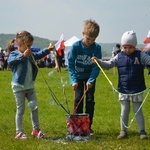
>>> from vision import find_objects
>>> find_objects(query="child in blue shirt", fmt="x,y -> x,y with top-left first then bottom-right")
68,19 -> 102,135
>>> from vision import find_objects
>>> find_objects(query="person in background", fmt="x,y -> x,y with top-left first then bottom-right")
0,48 -> 4,70
3,49 -> 10,70
68,19 -> 102,135
55,48 -> 65,71
92,30 -> 150,140
7,30 -> 54,139
112,43 -> 121,57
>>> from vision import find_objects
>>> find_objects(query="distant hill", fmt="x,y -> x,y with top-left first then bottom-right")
0,33 -> 57,49
0,34 -> 145,57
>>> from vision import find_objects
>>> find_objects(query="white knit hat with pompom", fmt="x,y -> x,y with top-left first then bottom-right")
121,30 -> 137,47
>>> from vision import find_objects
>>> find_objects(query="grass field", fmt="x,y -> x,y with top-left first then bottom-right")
1,67 -> 150,150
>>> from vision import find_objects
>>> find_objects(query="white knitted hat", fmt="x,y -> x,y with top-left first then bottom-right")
121,30 -> 137,47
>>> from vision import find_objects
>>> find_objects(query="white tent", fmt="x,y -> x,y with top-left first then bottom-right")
64,36 -> 79,66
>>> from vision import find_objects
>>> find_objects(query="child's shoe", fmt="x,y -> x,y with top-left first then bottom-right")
15,132 -> 28,139
117,130 -> 127,139
90,129 -> 94,136
140,130 -> 148,140
31,129 -> 45,138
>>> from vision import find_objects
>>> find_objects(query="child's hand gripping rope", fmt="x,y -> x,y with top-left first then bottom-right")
23,41 -> 70,114
92,57 -> 113,87
48,42 -> 55,51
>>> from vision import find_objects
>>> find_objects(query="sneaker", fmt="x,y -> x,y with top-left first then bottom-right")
117,130 -> 127,139
140,130 -> 148,140
31,129 -> 45,138
15,132 -> 28,139
90,129 -> 94,136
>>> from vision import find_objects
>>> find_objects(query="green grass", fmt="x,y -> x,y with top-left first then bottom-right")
0,67 -> 150,150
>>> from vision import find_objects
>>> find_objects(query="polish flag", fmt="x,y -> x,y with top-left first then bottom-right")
55,33 -> 65,56
143,30 -> 150,44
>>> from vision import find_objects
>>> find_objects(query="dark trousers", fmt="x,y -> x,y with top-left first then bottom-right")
74,79 -> 96,128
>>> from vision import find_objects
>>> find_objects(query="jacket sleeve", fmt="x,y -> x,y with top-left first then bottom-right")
141,51 -> 150,65
32,48 -> 50,60
88,46 -> 102,83
97,55 -> 118,69
7,51 -> 24,66
68,46 -> 77,85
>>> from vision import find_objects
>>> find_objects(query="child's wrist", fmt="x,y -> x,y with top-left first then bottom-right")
20,54 -> 25,59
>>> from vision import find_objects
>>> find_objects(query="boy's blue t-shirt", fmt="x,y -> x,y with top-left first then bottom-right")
68,39 -> 102,85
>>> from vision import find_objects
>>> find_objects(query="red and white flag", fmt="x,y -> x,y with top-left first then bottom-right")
143,30 -> 150,44
55,33 -> 65,56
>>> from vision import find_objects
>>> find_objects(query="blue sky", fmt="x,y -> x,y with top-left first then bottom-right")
0,0 -> 150,44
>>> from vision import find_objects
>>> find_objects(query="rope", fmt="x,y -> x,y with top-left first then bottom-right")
121,88 -> 150,129
52,46 -> 70,114
93,58 -> 113,86
73,89 -> 88,114
93,58 -> 150,128
23,41 -> 70,114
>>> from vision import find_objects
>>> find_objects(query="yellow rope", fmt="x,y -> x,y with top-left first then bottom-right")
93,58 -> 150,95
93,57 -> 150,128
93,58 -> 113,86
23,41 -> 50,82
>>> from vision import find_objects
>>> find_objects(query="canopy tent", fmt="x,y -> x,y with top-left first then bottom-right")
14,44 -> 41,52
30,45 -> 41,52
64,36 -> 79,66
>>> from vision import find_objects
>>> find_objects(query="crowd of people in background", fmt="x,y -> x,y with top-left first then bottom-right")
1,37 -> 150,72
0,47 -> 66,71
0,47 -> 10,70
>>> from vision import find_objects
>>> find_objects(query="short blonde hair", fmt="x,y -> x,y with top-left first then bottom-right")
16,30 -> 34,43
83,19 -> 100,38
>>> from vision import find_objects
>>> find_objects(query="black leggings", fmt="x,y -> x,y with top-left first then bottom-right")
74,79 -> 96,127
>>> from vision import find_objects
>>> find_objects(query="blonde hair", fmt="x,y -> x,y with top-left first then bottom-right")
16,30 -> 34,43
83,19 -> 100,38
7,30 -> 34,52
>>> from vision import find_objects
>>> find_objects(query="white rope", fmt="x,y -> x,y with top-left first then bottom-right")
94,58 -> 150,128
120,88 -> 150,129
107,79 -> 150,128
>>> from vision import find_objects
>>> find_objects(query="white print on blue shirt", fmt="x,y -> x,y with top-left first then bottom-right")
76,55 -> 92,65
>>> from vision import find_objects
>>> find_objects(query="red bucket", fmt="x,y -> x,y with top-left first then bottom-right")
66,113 -> 90,136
